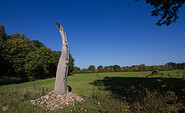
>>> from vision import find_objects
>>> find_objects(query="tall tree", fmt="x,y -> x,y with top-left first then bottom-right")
0,24 -> 8,40
0,24 -> 9,76
5,33 -> 31,77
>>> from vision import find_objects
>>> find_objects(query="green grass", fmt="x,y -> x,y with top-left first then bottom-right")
0,70 -> 185,112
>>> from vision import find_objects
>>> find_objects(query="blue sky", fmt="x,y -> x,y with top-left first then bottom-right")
1,0 -> 185,68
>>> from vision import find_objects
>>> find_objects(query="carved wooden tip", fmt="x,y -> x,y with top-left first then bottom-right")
56,23 -> 64,30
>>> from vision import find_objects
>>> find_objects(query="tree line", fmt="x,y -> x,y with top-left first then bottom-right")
0,24 -> 74,85
73,62 -> 185,73
1,24 -> 184,84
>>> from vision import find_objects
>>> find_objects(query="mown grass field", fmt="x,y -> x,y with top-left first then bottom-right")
0,70 -> 185,112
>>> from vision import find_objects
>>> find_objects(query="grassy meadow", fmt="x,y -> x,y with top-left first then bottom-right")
0,70 -> 185,112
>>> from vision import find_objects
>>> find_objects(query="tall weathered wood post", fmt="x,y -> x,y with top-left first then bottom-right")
54,23 -> 69,95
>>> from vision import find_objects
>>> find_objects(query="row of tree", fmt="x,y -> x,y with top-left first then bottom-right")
1,24 -> 184,83
73,62 -> 185,73
0,24 -> 74,82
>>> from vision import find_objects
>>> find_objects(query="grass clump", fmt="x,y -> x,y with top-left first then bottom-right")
0,83 -> 49,112
128,87 -> 184,112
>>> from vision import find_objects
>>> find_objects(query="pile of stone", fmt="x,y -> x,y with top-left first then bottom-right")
29,91 -> 85,111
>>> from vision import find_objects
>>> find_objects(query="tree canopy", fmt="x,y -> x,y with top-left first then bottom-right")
137,0 -> 185,26
0,24 -> 75,84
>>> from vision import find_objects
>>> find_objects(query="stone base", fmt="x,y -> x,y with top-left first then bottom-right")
29,91 -> 85,111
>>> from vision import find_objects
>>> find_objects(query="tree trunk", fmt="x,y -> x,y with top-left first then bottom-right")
54,23 -> 69,95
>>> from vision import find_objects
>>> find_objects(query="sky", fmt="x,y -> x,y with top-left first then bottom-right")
1,0 -> 185,69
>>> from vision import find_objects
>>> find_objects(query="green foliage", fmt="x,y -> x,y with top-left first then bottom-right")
0,25 -> 10,77
10,32 -> 22,39
97,65 -> 103,72
73,66 -> 81,73
68,53 -> 75,74
31,40 -> 45,49
76,62 -> 184,74
21,33 -> 27,40
113,65 -> 121,72
0,24 -> 8,40
25,47 -> 60,79
25,52 -> 44,79
0,24 -> 75,85
4,34 -> 31,77
87,65 -> 95,72
24,38 -> 37,52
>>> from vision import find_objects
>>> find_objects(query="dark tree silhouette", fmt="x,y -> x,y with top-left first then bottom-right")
136,0 -> 185,26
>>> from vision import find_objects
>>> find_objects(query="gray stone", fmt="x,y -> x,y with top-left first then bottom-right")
54,23 -> 69,95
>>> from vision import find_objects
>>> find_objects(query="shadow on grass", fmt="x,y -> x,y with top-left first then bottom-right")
0,76 -> 30,86
90,77 -> 185,102
67,85 -> 72,92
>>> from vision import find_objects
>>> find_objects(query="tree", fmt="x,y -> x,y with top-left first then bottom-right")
88,65 -> 95,72
81,68 -> 87,73
21,33 -> 27,40
94,68 -> 99,73
51,51 -> 61,75
10,32 -> 22,39
182,62 -> 185,69
24,52 -> 43,79
0,24 -> 9,76
25,47 -> 55,79
32,40 -> 45,49
138,64 -> 146,71
0,24 -> 8,40
108,65 -> 114,72
5,34 -> 32,78
124,66 -> 129,72
146,0 -> 185,26
37,47 -> 55,77
24,38 -> 37,52
135,0 -> 185,26
103,66 -> 109,72
52,51 -> 75,75
0,24 -> 76,85
120,67 -> 125,72
68,53 -> 75,74
113,65 -> 121,72
132,65 -> 139,71
73,66 -> 81,73
98,65 -> 103,72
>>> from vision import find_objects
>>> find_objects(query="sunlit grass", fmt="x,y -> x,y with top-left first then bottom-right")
0,70 -> 184,112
